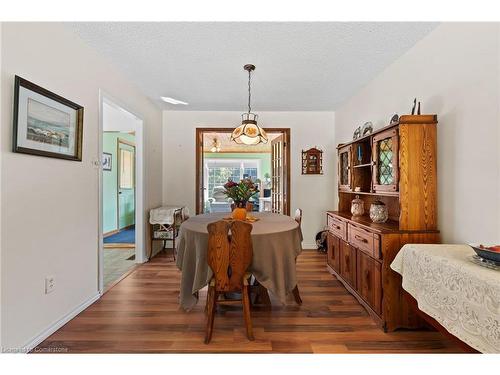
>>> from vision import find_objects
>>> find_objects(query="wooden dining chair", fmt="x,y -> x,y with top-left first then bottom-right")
205,220 -> 254,344
292,208 -> 303,305
294,208 -> 303,227
294,208 -> 303,240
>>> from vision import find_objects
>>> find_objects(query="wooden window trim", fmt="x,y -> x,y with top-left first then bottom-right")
195,128 -> 291,215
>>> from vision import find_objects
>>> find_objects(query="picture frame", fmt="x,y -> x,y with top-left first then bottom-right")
102,152 -> 112,171
12,76 -> 84,161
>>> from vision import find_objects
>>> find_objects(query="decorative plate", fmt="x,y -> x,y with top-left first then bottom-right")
469,255 -> 500,271
353,126 -> 361,140
361,121 -> 373,136
469,244 -> 500,263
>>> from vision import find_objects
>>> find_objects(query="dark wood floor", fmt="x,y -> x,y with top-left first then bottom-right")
36,250 -> 465,353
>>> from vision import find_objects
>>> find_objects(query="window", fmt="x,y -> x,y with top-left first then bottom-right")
243,167 -> 258,180
205,159 -> 261,200
207,166 -> 240,199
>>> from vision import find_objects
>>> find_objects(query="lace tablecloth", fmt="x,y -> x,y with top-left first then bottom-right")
391,244 -> 500,353
176,212 -> 302,310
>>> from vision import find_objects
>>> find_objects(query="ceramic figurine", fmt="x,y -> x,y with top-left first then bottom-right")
411,98 -> 416,115
357,144 -> 363,163
390,114 -> 399,125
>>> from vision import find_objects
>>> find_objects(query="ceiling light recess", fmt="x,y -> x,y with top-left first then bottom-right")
161,96 -> 188,105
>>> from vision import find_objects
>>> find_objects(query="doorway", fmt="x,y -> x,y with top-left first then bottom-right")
195,128 -> 290,215
117,138 -> 136,231
99,94 -> 145,293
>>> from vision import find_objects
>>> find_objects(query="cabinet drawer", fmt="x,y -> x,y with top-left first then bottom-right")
327,214 -> 347,240
357,250 -> 382,315
348,224 -> 380,259
340,240 -> 356,289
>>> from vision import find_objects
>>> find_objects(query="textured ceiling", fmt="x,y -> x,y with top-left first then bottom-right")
66,22 -> 437,111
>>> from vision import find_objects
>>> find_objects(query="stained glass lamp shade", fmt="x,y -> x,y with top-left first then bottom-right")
231,113 -> 268,145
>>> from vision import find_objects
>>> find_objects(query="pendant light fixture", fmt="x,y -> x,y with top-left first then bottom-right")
210,137 -> 221,153
231,64 -> 268,145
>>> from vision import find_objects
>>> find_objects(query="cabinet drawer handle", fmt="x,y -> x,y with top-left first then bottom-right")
354,234 -> 368,243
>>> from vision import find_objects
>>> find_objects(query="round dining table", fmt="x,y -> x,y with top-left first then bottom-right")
176,212 -> 303,311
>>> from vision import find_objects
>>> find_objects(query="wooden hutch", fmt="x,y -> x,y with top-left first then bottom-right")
327,114 -> 439,332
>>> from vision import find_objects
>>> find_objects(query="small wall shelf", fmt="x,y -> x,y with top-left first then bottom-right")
302,147 -> 323,175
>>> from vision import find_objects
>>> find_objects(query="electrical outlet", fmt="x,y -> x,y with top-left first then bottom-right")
45,276 -> 55,294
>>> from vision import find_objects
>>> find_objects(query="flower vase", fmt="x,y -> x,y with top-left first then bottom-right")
232,203 -> 247,221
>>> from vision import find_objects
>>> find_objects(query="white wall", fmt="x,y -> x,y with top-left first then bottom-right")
0,22 -> 3,350
0,23 -> 163,349
162,111 -> 336,248
335,23 -> 500,244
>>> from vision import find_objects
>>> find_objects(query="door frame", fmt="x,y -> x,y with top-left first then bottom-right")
116,138 -> 136,231
98,91 -> 146,295
195,127 -> 291,215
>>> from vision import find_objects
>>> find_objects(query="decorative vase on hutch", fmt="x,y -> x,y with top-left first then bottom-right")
350,195 -> 365,217
369,200 -> 388,223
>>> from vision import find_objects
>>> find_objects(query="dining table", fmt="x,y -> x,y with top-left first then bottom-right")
176,212 -> 303,311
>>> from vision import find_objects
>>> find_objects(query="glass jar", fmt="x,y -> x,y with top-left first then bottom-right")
370,200 -> 388,223
350,195 -> 364,217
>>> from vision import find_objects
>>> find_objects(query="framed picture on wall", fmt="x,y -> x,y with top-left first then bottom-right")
102,152 -> 112,171
12,75 -> 84,161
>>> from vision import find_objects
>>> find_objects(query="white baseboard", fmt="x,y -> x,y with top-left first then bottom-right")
302,242 -> 318,250
23,292 -> 101,352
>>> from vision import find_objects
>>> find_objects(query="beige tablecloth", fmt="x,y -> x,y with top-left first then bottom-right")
176,212 -> 303,310
391,244 -> 500,353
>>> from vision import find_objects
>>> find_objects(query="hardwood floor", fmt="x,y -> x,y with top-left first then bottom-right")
35,250 -> 465,353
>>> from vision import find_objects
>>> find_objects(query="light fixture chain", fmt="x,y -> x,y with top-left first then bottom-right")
247,69 -> 252,114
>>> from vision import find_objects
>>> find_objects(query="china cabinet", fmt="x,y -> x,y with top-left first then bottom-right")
327,114 -> 439,332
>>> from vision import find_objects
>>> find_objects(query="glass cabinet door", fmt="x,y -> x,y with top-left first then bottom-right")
372,127 -> 399,192
338,145 -> 352,191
